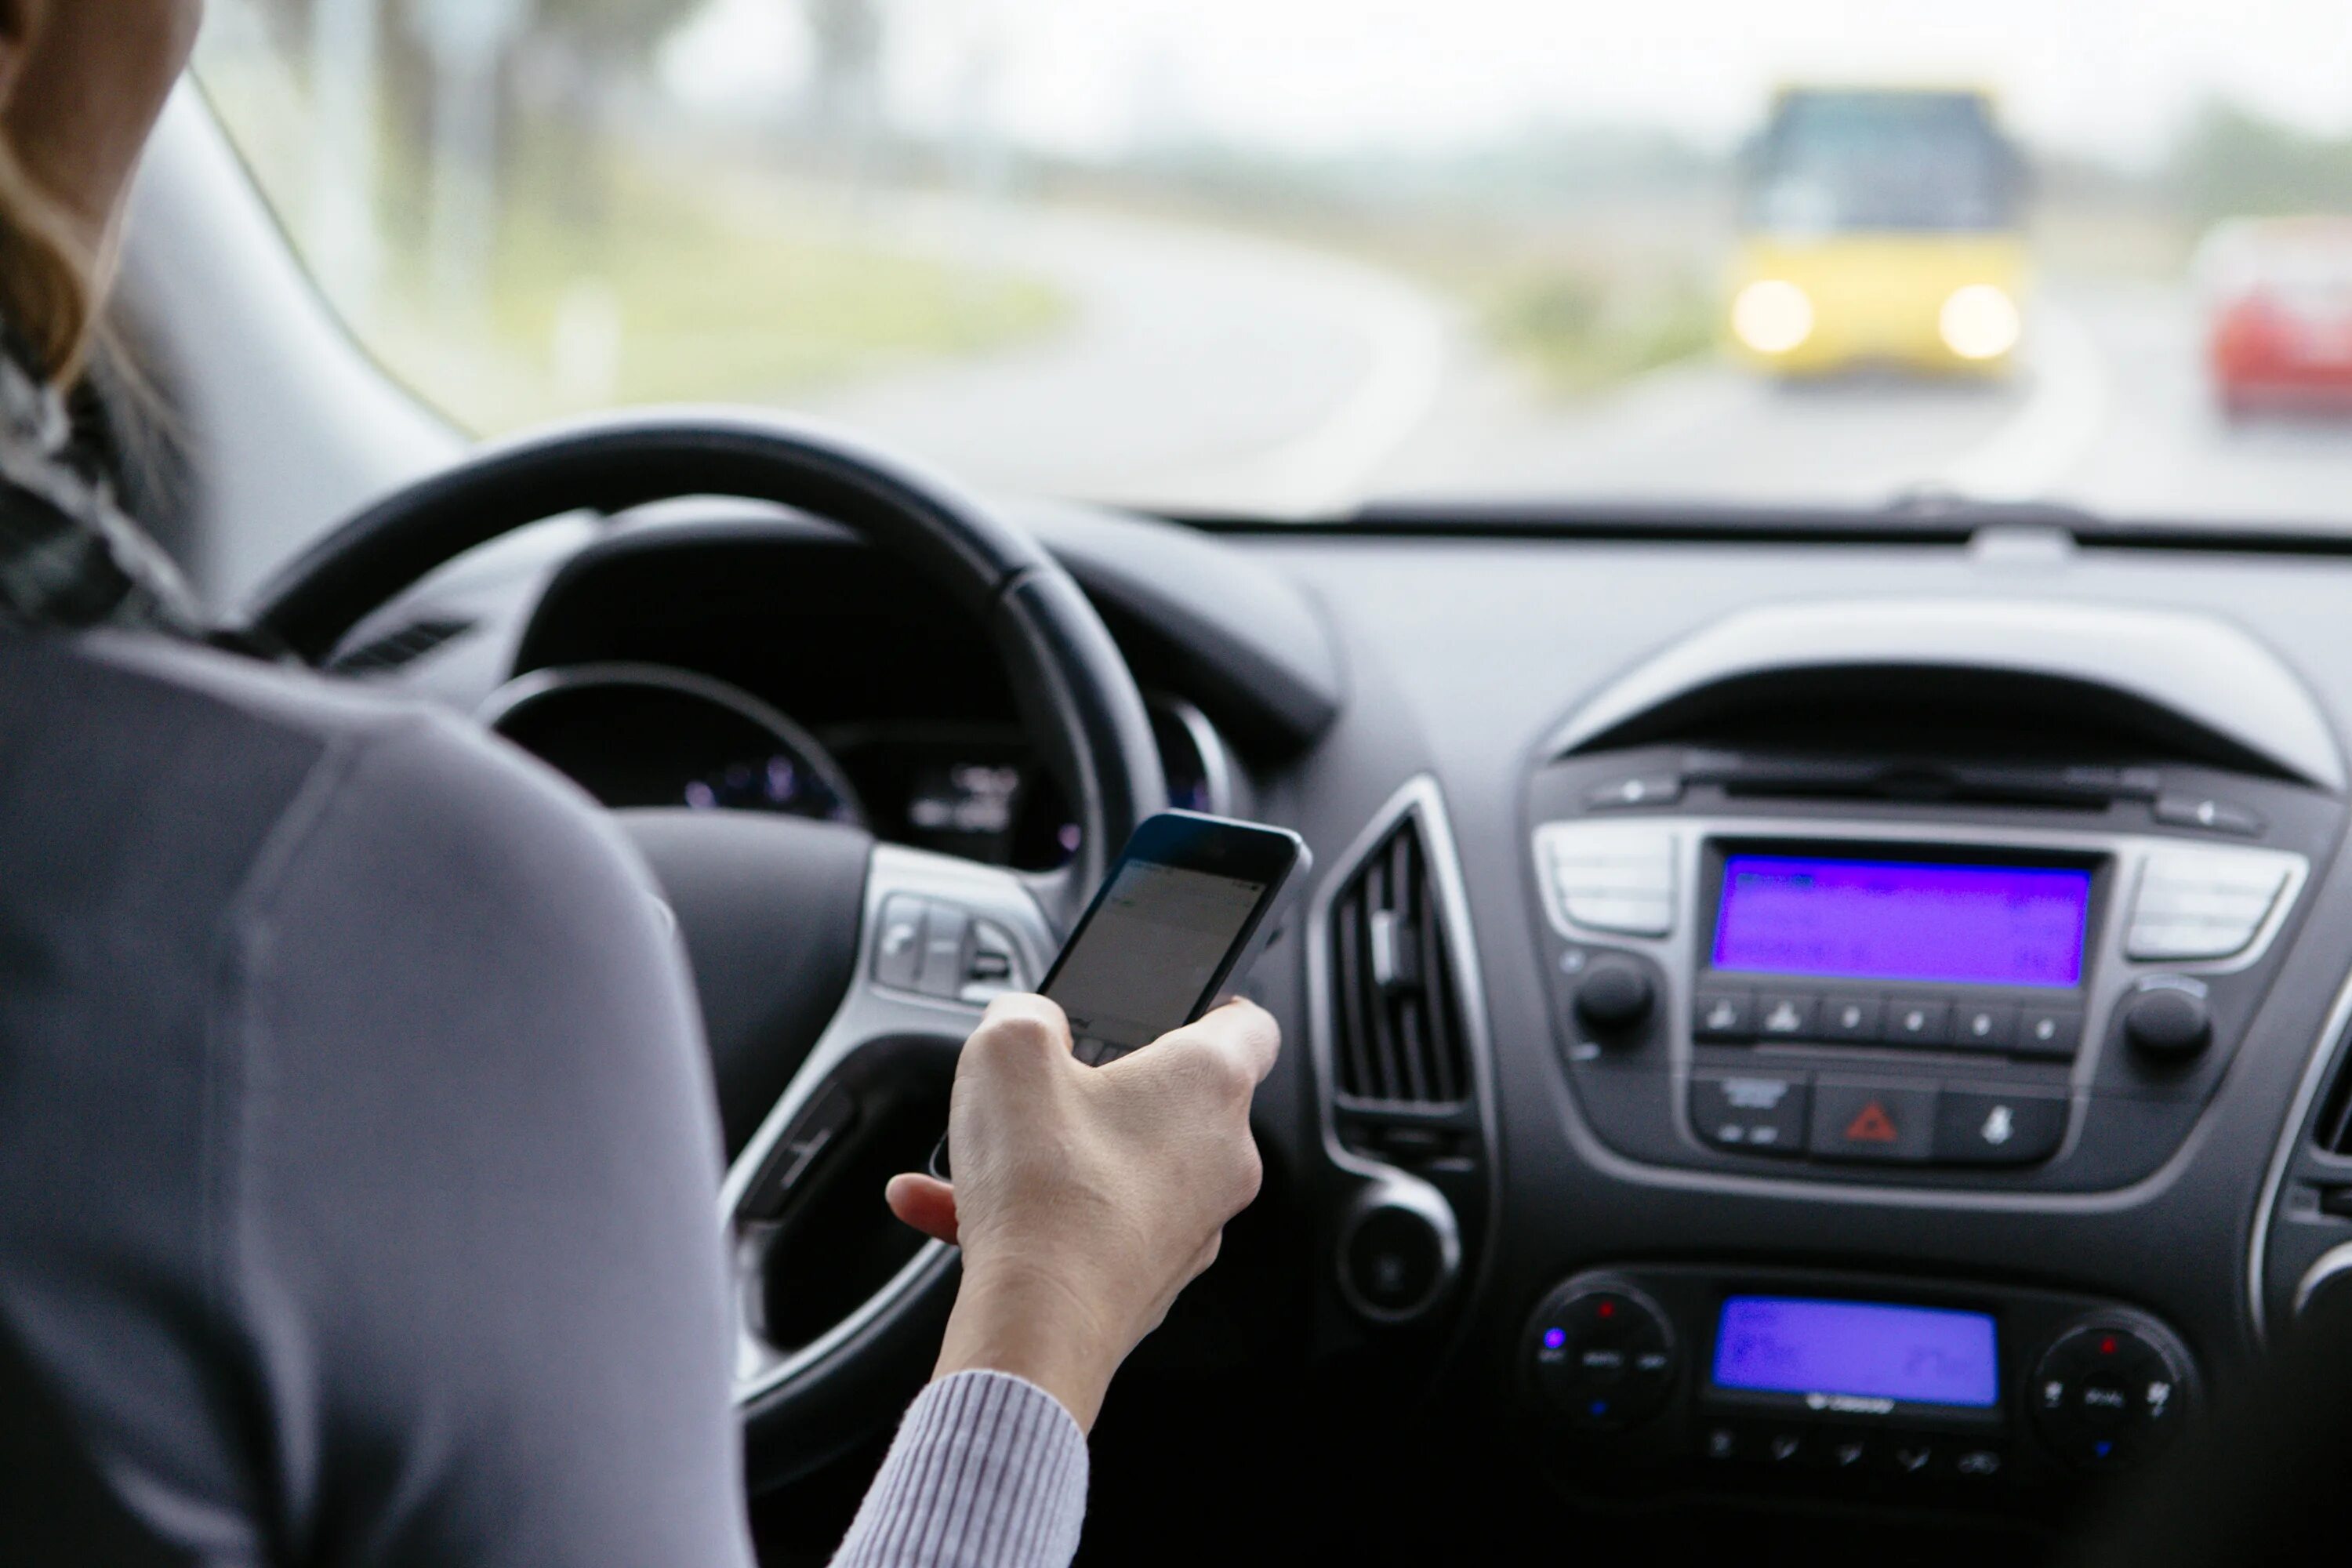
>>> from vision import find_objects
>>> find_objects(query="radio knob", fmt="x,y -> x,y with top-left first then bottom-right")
2122,986 -> 2211,1062
1574,956 -> 1656,1034
1527,1278 -> 1679,1432
2029,1322 -> 2189,1471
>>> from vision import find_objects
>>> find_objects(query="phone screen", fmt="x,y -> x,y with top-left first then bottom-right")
1046,859 -> 1271,1051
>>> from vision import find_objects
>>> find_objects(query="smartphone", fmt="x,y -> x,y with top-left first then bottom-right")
930,811 -> 1309,1178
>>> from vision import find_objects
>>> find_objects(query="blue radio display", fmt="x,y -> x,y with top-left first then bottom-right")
1712,1296 -> 2001,1409
1712,855 -> 2092,989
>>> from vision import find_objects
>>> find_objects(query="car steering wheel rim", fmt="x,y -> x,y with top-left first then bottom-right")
243,407 -> 1167,1481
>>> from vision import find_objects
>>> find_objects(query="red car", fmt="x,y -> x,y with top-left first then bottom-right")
2201,217 -> 2352,416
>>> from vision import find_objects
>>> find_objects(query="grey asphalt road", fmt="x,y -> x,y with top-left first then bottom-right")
779,203 -> 2352,530
795,201 -> 1451,517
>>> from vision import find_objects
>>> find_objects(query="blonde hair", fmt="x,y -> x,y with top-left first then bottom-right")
0,140 -> 96,384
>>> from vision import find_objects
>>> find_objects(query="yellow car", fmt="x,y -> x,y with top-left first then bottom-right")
1728,87 -> 2029,376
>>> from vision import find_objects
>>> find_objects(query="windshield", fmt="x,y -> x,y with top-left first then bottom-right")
1748,92 -> 2017,236
197,2 -> 2352,526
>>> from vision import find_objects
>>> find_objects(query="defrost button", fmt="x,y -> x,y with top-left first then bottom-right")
1693,1071 -> 1809,1156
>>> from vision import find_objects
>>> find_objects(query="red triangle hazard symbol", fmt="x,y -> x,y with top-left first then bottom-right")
1844,1101 -> 1900,1144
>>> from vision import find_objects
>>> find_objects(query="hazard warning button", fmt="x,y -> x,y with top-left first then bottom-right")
1809,1080 -> 1938,1163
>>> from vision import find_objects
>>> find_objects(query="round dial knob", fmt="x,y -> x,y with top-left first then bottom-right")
1573,957 -> 1655,1033
1526,1279 -> 1679,1432
1336,1178 -> 1459,1324
2123,987 -> 2211,1062
2030,1322 -> 2189,1471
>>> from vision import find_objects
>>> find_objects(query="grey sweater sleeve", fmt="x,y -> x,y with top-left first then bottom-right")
247,713 -> 1089,1568
833,1371 -> 1090,1568
223,710 -> 757,1568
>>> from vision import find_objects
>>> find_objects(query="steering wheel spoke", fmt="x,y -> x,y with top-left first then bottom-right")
720,844 -> 1057,1410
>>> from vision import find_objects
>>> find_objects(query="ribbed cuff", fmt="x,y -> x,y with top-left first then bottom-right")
830,1370 -> 1090,1568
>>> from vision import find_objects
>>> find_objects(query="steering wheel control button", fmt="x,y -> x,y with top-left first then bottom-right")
1573,957 -> 1657,1034
2031,1325 -> 2188,1471
2015,1007 -> 2085,1058
1952,1004 -> 2018,1051
1755,993 -> 1820,1040
1882,998 -> 1953,1047
1809,1080 -> 1936,1162
1537,824 -> 1678,938
2122,985 -> 2212,1062
2125,848 -> 2291,961
913,902 -> 973,998
873,895 -> 929,990
1933,1087 -> 2067,1165
956,919 -> 1027,1004
1693,989 -> 1755,1040
1692,1071 -> 1809,1156
1530,1284 -> 1679,1432
1820,996 -> 1882,1041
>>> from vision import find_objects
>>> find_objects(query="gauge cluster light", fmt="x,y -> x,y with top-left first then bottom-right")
1733,279 -> 1815,354
1939,284 -> 2022,361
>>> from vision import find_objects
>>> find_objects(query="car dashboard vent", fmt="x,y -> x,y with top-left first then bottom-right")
1330,815 -> 1470,1109
2314,1044 -> 2352,1156
328,615 -> 476,676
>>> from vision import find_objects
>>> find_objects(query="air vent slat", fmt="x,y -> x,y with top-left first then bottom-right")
1330,814 -> 1471,1112
1334,885 -> 1382,1102
2317,1044 -> 2352,1156
1413,836 -> 1462,1103
328,615 -> 475,676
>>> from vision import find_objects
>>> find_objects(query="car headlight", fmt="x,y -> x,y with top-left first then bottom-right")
1939,284 -> 2022,361
1732,279 -> 1815,354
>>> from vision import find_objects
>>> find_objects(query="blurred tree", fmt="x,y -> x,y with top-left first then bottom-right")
807,0 -> 884,130
481,0 -> 705,231
530,0 -> 706,62
2172,103 -> 2352,227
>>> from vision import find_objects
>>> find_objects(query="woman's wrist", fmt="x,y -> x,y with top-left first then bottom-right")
933,1261 -> 1126,1432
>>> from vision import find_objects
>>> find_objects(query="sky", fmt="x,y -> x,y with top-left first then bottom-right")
662,0 -> 2352,168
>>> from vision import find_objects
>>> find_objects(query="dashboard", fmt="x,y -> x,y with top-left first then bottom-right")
454,523 -> 1246,869
344,499 -> 2352,1552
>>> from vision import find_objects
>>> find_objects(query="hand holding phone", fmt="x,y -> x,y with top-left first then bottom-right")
930,811 -> 1308,1178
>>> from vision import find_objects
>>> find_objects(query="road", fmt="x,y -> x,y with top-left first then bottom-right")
787,201 -> 2352,528
799,201 -> 1450,515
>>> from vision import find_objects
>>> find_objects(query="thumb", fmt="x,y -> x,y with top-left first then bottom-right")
886,1172 -> 960,1245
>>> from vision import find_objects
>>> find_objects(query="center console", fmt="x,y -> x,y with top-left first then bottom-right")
1481,604 -> 2352,1515
1527,748 -> 2326,1192
1520,1264 -> 2197,1487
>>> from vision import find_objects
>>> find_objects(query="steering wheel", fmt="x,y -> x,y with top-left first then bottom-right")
244,409 -> 1167,1481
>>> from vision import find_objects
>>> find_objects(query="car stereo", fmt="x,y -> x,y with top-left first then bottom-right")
1525,748 -> 2321,1191
1520,1265 -> 2196,1488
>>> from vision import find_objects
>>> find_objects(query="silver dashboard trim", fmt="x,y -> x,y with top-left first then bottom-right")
1146,691 -> 1240,818
1334,1174 -> 1465,1324
2245,967 -> 2352,1341
1305,777 -> 1499,1316
2293,1240 -> 2352,1318
1534,817 -> 2306,1126
1524,815 -> 2314,1214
